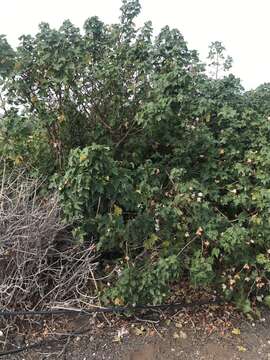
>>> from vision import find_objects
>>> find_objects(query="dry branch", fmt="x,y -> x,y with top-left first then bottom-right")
0,165 -> 98,312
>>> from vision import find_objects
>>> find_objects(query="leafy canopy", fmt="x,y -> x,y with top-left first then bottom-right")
1,0 -> 270,309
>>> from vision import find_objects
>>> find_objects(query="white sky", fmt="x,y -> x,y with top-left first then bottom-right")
0,0 -> 269,90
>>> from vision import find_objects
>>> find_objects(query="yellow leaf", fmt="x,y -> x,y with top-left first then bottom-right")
219,148 -> 225,155
255,217 -> 262,225
84,54 -> 92,64
79,154 -> 87,162
114,205 -> 123,217
114,297 -> 124,306
58,113 -> 65,123
205,114 -> 211,122
14,155 -> 23,165
31,95 -> 38,104
251,214 -> 261,225
232,328 -> 241,335
237,346 -> 247,352
133,326 -> 145,336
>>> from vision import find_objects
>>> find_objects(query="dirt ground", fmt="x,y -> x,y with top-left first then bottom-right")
2,308 -> 270,360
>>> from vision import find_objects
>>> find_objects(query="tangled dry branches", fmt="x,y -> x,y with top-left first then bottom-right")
0,165 -> 98,312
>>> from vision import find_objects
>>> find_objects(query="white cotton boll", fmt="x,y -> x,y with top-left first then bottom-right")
155,219 -> 160,232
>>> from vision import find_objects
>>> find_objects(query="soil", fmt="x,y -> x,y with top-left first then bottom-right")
2,308 -> 270,360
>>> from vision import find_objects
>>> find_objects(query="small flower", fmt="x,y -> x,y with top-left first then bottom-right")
221,284 -> 227,290
219,148 -> 225,155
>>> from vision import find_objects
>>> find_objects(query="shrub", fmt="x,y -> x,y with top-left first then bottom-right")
1,0 -> 270,309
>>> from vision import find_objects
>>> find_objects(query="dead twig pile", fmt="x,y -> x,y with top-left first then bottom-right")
0,165 -> 98,312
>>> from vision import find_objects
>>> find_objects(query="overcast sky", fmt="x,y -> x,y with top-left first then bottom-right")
1,0 -> 269,90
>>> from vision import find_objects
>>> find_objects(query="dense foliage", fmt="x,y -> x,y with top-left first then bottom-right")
1,0 -> 270,311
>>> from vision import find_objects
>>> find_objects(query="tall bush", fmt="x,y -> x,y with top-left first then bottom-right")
1,0 -> 270,309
